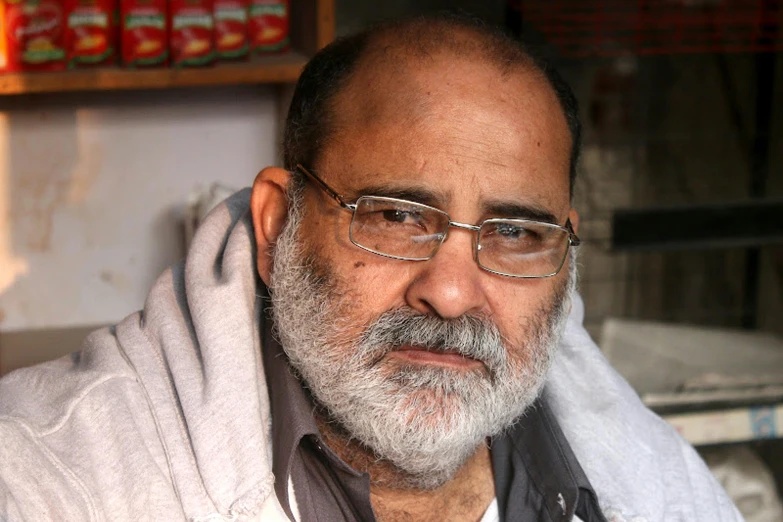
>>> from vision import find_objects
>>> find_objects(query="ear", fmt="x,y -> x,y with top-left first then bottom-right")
568,208 -> 580,235
250,167 -> 292,286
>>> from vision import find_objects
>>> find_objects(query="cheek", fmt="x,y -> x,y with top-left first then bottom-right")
484,279 -> 561,349
296,201 -> 418,332
338,256 -> 415,312
307,221 -> 415,321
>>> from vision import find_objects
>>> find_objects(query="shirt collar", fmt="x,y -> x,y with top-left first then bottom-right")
491,399 -> 605,522
261,308 -> 321,521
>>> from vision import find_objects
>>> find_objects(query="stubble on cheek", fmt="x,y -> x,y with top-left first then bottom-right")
296,243 -> 376,358
502,275 -> 570,376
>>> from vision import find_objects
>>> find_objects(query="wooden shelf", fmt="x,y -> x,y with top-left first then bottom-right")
0,51 -> 310,95
0,0 -> 335,95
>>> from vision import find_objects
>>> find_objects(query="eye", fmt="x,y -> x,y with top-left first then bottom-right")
496,222 -> 528,239
382,209 -> 421,224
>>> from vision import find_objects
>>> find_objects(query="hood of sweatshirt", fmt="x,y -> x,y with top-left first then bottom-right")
0,189 -> 742,522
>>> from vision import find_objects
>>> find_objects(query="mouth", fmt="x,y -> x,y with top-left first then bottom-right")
386,345 -> 486,371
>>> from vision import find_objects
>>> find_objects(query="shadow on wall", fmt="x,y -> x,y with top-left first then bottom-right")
0,97 -> 81,328
0,94 -> 110,331
0,86 -> 278,378
0,324 -> 106,376
0,86 -> 277,334
0,98 -> 82,374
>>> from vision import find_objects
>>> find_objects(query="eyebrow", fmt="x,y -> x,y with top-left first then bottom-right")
349,183 -> 449,208
347,182 -> 560,225
482,201 -> 560,225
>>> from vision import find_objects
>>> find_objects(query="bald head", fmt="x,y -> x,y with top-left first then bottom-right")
283,13 -> 581,197
350,16 -> 537,76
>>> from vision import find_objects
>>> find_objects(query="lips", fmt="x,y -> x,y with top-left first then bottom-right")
387,345 -> 485,370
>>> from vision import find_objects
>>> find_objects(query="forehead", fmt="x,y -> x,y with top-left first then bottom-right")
318,52 -> 572,215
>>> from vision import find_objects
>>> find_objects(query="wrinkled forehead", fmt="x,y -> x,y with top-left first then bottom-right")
318,49 -> 572,215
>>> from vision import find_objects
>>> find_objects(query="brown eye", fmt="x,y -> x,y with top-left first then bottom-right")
495,222 -> 528,239
382,209 -> 409,223
380,209 -> 425,227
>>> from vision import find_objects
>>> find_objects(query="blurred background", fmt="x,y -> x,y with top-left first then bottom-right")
0,0 -> 782,519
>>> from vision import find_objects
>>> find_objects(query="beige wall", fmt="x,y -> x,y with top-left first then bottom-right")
0,86 -> 278,332
0,86 -> 279,371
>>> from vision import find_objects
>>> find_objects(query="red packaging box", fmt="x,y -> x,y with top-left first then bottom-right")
170,0 -> 214,67
65,0 -> 116,67
120,0 -> 167,67
214,0 -> 247,60
248,0 -> 288,54
2,0 -> 66,72
0,2 -> 8,72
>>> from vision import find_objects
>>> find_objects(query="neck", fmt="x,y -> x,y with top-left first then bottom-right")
315,412 -> 496,522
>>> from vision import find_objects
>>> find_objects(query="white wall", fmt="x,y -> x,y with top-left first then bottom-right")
0,86 -> 279,332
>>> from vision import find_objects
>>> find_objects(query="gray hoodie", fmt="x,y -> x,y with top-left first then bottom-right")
0,189 -> 743,522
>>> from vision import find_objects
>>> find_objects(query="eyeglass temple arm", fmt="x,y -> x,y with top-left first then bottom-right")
295,164 -> 353,210
565,219 -> 581,246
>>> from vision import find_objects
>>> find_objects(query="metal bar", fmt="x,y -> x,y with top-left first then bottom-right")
742,0 -> 778,329
611,200 -> 783,252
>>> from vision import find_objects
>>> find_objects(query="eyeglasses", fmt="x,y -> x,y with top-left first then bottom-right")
295,164 -> 580,278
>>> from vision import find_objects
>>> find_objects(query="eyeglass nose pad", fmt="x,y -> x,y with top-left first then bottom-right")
473,230 -> 482,263
429,231 -> 448,258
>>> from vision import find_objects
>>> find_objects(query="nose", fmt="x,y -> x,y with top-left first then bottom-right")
404,226 -> 488,319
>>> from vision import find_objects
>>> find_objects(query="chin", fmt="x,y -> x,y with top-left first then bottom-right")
330,366 -> 544,490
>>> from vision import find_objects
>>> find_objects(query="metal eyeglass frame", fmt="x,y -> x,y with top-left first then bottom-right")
294,164 -> 581,278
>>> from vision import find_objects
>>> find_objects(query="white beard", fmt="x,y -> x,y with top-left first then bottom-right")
269,192 -> 576,489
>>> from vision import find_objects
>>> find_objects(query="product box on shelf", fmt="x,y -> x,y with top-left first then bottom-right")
0,2 -> 7,72
248,0 -> 288,55
170,0 -> 215,67
120,0 -> 167,67
1,0 -> 67,73
65,0 -> 117,67
214,0 -> 247,60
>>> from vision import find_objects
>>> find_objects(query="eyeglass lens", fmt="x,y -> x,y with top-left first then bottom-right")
349,196 -> 570,277
350,197 -> 449,260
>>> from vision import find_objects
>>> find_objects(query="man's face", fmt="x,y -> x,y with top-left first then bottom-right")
268,55 -> 576,488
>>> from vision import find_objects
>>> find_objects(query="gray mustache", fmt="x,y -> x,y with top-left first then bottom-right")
356,308 -> 508,372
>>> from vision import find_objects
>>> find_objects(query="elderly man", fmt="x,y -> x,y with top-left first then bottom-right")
0,14 -> 741,522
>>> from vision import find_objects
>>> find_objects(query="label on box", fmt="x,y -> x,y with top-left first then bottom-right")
248,0 -> 288,54
4,0 -> 66,72
121,0 -> 167,67
214,0 -> 247,59
170,0 -> 214,67
65,0 -> 116,67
